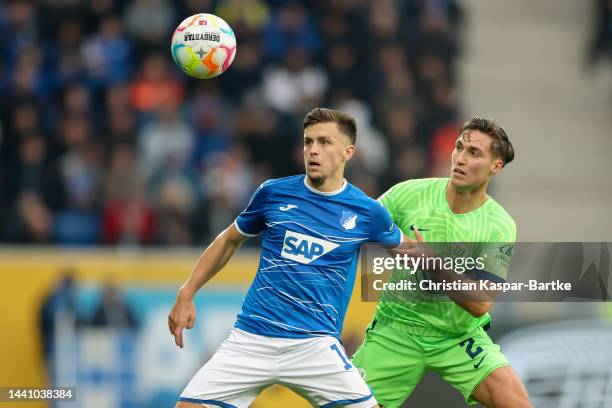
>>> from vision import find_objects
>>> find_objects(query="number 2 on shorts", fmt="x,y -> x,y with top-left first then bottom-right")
459,337 -> 483,359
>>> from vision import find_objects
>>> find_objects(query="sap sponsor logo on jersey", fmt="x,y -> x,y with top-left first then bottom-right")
281,230 -> 339,264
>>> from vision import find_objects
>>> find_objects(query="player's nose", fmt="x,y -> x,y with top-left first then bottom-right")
455,150 -> 467,164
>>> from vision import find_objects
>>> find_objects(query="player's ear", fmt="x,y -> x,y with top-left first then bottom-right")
490,158 -> 503,175
342,144 -> 355,162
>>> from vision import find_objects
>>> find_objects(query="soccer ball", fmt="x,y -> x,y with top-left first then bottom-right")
171,13 -> 237,79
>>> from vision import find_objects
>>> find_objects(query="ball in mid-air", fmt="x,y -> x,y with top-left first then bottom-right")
171,13 -> 237,79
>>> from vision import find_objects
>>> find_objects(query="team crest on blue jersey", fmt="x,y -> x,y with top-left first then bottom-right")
340,210 -> 358,230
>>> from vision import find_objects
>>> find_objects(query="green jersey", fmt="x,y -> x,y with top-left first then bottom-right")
375,178 -> 517,337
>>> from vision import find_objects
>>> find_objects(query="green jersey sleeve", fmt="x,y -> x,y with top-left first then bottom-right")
473,218 -> 517,282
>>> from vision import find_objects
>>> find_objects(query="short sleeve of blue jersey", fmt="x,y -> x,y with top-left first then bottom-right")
235,182 -> 269,236
369,201 -> 402,247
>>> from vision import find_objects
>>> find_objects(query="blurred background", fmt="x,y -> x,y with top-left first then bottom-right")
0,0 -> 611,407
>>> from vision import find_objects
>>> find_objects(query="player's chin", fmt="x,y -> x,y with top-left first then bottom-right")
449,174 -> 469,186
306,168 -> 325,181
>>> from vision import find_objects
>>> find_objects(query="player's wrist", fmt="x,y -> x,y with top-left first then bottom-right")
178,285 -> 196,300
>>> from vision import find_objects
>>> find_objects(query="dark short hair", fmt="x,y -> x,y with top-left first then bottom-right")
303,107 -> 357,144
460,118 -> 514,167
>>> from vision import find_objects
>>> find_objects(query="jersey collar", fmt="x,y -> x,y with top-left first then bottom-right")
303,176 -> 348,196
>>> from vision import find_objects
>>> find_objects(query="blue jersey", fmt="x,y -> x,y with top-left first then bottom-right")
234,175 -> 401,339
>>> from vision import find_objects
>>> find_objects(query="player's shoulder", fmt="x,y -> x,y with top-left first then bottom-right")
256,175 -> 303,192
262,174 -> 303,187
383,177 -> 446,198
486,197 -> 515,225
396,177 -> 446,191
486,197 -> 517,237
345,181 -> 383,209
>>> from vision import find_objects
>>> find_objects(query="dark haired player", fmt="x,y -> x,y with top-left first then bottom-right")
353,119 -> 532,408
170,108 -> 405,408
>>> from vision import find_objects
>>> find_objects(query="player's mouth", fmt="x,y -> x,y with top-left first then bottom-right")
307,160 -> 322,170
453,167 -> 466,176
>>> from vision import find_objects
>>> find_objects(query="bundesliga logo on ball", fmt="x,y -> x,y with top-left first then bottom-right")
171,13 -> 237,79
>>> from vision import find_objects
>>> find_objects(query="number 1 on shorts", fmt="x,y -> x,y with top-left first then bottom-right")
330,344 -> 352,370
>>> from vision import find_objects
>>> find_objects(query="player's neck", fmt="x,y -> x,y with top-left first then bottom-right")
305,174 -> 346,193
445,181 -> 489,214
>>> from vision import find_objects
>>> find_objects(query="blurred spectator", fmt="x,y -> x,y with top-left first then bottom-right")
103,143 -> 155,246
39,272 -> 77,361
325,44 -> 363,98
80,15 -> 132,89
125,0 -> 174,55
61,141 -> 103,210
58,114 -> 90,148
211,146 -> 257,210
102,193 -> 155,246
0,0 -> 38,63
10,133 -> 65,210
335,95 -> 388,177
62,83 -> 93,119
426,79 -> 458,126
221,40 -> 265,101
90,281 -> 137,329
84,0 -> 120,28
203,146 -> 254,237
104,83 -> 137,145
371,43 -> 420,113
10,102 -> 41,143
368,0 -> 400,43
384,104 -> 419,152
106,143 -> 145,202
233,102 -> 296,177
316,2 -> 356,45
262,1 -> 319,62
105,83 -> 132,114
53,140 -> 104,244
130,52 -> 184,113
4,191 -> 54,243
138,100 -> 194,178
189,83 -> 234,165
49,19 -> 87,89
8,44 -> 48,100
141,99 -> 200,245
154,176 -> 199,245
391,144 -> 429,184
262,47 -> 328,114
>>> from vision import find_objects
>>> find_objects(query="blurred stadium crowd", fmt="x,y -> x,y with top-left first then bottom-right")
0,0 -> 463,246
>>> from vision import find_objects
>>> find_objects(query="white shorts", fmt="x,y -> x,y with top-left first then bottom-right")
179,328 -> 376,408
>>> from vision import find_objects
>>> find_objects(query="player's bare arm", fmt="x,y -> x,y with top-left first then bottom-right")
168,223 -> 249,348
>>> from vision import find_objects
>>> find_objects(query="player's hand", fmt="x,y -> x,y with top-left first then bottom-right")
408,227 -> 434,254
389,231 -> 419,255
168,293 -> 197,348
401,227 -> 438,267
